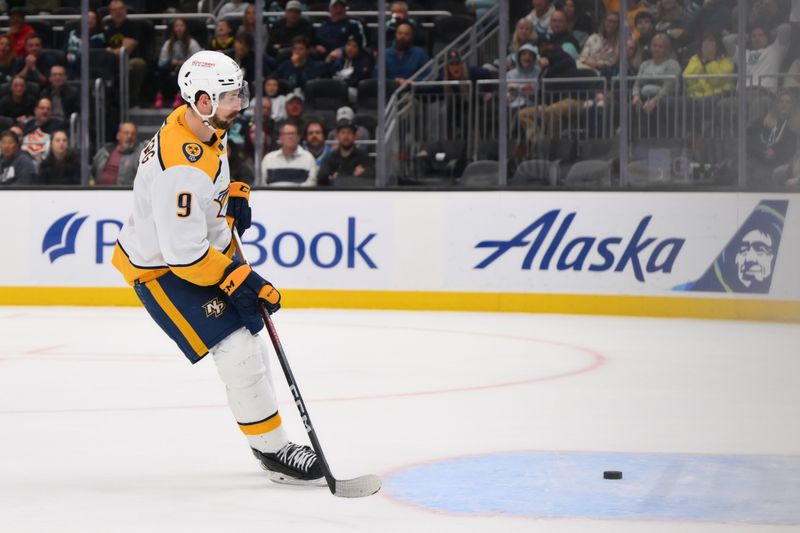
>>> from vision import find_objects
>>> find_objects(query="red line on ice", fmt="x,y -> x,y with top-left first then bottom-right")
0,321 -> 607,415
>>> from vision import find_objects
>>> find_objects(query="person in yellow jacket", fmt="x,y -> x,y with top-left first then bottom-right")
683,33 -> 736,162
603,0 -> 653,40
683,33 -> 735,99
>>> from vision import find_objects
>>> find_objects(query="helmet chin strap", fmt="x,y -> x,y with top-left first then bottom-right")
188,100 -> 220,136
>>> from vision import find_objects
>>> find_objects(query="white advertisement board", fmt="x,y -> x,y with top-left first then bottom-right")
1,190 -> 798,315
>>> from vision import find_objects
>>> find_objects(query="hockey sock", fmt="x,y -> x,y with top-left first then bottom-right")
211,328 -> 288,453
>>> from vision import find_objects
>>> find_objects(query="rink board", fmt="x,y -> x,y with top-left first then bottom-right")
1,190 -> 798,321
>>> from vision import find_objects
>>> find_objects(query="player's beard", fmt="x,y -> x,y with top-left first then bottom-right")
210,109 -> 239,130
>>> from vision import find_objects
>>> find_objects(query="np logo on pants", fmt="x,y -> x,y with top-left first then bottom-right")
202,297 -> 226,318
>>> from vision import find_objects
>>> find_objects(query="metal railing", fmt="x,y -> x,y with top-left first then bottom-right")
69,112 -> 80,151
213,9 -> 454,19
86,10 -> 454,41
95,78 -> 107,151
123,13 -> 215,21
119,47 -> 129,124
399,81 -> 474,184
679,73 -> 741,140
0,14 -> 82,22
408,4 -> 498,83
6,3 -> 793,190
388,73 -> 796,188
759,73 -> 800,91
611,74 -> 682,141
381,5 -> 498,184
383,89 -> 402,185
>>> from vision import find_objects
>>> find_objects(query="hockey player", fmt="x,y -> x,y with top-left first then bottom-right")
111,50 -> 323,486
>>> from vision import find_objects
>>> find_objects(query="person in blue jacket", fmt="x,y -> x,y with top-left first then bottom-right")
326,34 -> 373,102
276,36 -> 327,91
379,21 -> 430,83
313,0 -> 367,58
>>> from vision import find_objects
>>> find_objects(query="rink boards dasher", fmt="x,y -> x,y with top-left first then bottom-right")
1,190 -> 798,322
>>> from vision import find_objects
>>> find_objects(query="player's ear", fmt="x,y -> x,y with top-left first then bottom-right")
196,91 -> 212,113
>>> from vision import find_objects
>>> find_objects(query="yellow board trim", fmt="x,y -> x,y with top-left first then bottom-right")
0,287 -> 799,323
144,280 -> 209,357
239,412 -> 282,436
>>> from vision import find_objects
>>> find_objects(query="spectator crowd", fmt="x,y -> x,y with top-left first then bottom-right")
0,0 -> 798,189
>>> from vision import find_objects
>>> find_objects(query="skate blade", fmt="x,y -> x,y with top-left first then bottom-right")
266,470 -> 328,487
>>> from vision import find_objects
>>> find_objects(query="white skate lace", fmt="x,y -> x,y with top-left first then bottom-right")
277,443 -> 317,472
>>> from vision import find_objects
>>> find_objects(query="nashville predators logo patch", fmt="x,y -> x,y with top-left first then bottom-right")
183,142 -> 204,163
202,297 -> 226,318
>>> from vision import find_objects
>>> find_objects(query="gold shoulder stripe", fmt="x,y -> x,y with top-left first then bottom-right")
158,107 -> 224,181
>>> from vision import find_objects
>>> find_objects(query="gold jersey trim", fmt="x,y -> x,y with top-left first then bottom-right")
158,105 -> 226,182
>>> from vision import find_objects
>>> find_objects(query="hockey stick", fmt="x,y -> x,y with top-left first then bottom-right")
231,230 -> 381,498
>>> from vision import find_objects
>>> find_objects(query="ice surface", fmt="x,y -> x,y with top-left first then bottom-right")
1,307 -> 798,533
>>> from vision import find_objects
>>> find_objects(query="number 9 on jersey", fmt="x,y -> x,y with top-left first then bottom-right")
177,192 -> 192,218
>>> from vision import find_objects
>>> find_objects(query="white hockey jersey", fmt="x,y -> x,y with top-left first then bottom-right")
112,105 -> 235,286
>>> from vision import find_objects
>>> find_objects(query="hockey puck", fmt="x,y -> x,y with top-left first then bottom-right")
603,470 -> 622,480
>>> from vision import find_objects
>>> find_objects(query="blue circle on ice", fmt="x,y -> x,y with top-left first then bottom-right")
384,451 -> 800,525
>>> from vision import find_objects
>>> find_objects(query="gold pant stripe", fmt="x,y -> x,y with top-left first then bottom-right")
239,412 -> 282,436
146,279 -> 209,357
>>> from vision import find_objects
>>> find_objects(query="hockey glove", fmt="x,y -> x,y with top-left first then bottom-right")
226,181 -> 252,236
219,261 -> 281,334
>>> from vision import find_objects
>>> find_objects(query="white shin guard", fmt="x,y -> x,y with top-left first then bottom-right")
211,327 -> 288,453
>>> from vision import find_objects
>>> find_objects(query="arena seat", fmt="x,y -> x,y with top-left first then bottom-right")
304,79 -> 349,113
511,160 -> 558,186
564,159 -> 612,187
352,113 -> 377,137
42,49 -> 67,67
460,160 -> 499,186
357,78 -> 400,114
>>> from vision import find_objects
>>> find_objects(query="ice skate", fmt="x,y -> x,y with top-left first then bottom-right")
252,443 -> 326,487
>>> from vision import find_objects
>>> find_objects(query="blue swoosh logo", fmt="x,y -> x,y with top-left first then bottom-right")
42,212 -> 88,263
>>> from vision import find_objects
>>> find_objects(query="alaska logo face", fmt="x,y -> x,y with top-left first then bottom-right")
202,297 -> 226,318
675,200 -> 788,294
42,212 -> 88,263
473,210 -> 684,282
182,142 -> 203,163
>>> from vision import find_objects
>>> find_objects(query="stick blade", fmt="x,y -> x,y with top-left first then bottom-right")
333,475 -> 382,498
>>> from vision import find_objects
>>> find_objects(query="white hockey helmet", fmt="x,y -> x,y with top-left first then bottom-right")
178,50 -> 249,123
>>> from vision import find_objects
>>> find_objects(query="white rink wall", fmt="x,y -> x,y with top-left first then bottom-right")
1,190 -> 798,321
